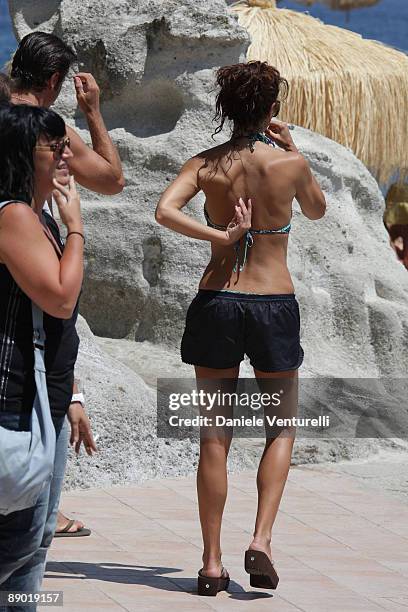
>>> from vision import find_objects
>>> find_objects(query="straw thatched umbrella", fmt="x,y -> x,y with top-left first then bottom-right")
230,0 -> 408,184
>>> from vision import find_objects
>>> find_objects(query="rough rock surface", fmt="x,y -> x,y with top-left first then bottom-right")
8,1 -> 408,487
66,317 -> 407,490
96,334 -> 408,479
9,0 -> 408,378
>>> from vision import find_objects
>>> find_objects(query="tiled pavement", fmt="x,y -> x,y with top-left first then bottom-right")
42,464 -> 408,612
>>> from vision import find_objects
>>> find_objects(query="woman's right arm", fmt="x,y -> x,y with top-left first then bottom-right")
155,157 -> 251,244
0,178 -> 83,319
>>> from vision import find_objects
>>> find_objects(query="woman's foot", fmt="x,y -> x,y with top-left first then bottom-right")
55,511 -> 85,534
200,564 -> 229,579
54,511 -> 91,537
200,555 -> 229,579
248,536 -> 273,563
197,565 -> 230,596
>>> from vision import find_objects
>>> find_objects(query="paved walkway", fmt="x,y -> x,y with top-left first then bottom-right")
42,463 -> 408,611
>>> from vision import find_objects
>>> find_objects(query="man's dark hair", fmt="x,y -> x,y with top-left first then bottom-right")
0,105 -> 66,203
0,73 -> 11,104
11,31 -> 76,91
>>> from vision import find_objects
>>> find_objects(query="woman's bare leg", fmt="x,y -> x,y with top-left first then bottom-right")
249,369 -> 298,561
195,365 -> 239,577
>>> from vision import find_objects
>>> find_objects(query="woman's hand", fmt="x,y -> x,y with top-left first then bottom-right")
266,119 -> 298,152
224,197 -> 252,245
52,175 -> 83,232
67,402 -> 97,456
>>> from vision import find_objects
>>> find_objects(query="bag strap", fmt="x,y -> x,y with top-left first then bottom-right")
45,197 -> 54,217
32,302 -> 45,352
0,200 -> 20,212
32,302 -> 46,374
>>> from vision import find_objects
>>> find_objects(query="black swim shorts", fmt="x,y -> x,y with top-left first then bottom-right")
181,290 -> 304,372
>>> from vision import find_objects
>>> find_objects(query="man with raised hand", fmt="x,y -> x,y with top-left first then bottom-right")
10,31 -> 124,195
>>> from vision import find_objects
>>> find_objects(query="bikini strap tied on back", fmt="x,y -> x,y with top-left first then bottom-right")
204,131 -> 292,272
234,231 -> 253,273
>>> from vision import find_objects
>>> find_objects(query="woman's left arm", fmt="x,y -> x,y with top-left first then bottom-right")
155,157 -> 251,246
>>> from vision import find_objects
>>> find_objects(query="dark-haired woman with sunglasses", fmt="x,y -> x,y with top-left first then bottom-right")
0,104 -> 95,609
156,61 -> 326,594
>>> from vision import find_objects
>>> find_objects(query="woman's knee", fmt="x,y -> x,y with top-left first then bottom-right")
199,437 -> 231,461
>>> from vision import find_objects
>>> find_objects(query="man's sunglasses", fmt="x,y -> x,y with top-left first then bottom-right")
36,137 -> 71,156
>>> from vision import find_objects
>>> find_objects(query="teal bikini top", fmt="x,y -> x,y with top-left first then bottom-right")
204,132 -> 292,273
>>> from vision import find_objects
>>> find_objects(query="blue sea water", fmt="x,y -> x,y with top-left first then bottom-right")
281,0 -> 408,53
0,0 -> 14,68
1,0 -> 407,67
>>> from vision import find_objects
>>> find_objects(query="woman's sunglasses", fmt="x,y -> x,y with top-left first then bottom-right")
36,137 -> 71,157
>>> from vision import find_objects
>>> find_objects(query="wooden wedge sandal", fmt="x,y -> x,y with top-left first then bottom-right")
197,567 -> 230,596
244,549 -> 279,589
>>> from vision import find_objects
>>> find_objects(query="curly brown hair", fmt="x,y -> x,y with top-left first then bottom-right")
213,61 -> 288,137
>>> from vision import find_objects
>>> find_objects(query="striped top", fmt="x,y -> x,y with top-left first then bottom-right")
0,203 -> 80,418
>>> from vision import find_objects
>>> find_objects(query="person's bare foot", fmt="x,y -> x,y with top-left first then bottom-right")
200,555 -> 229,578
55,510 -> 84,534
248,536 -> 273,562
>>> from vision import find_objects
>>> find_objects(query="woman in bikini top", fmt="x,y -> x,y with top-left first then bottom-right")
156,61 -> 326,595
203,131 -> 292,274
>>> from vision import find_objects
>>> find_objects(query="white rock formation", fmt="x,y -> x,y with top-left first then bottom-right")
70,315 -> 407,489
8,1 -> 408,487
9,0 -> 408,377
10,0 -> 408,376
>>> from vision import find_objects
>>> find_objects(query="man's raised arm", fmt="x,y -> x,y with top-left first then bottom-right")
67,73 -> 125,195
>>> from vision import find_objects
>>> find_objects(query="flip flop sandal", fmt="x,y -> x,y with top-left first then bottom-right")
244,549 -> 279,589
54,519 -> 91,538
197,567 -> 230,596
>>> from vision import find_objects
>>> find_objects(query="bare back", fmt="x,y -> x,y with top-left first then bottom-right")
197,140 -> 299,294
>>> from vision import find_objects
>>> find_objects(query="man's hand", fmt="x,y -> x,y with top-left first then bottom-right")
67,402 -> 98,456
74,73 -> 100,115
